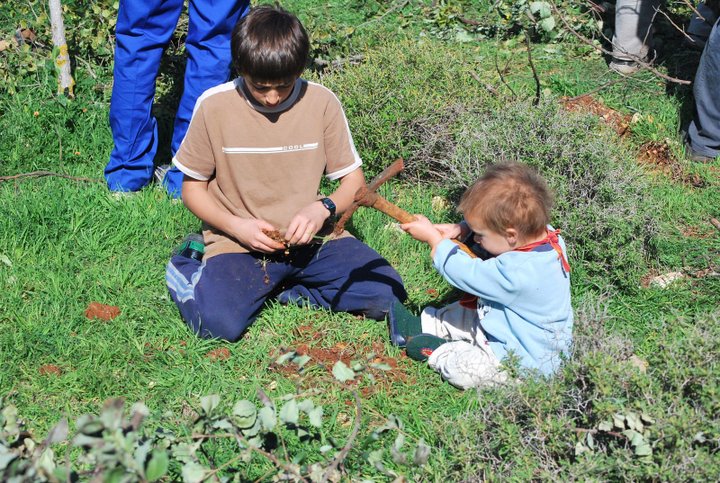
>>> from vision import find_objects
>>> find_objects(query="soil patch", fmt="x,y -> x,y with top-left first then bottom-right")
636,141 -> 706,187
270,337 -> 411,395
561,95 -> 631,136
84,302 -> 121,321
205,347 -> 231,361
38,364 -> 62,376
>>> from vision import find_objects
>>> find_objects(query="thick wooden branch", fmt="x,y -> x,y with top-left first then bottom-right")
49,0 -> 75,98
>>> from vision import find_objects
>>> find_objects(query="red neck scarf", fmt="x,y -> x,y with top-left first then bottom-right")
514,228 -> 571,273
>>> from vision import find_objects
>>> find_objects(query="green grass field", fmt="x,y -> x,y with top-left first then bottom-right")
1,0 -> 718,480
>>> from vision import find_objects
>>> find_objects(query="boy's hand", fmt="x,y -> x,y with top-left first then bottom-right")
401,215 -> 444,248
229,217 -> 286,253
285,201 -> 329,245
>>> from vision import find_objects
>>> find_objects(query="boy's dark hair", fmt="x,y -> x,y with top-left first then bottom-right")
231,6 -> 309,81
458,162 -> 553,239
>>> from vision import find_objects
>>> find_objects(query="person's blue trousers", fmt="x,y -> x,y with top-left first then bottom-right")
105,0 -> 250,196
688,18 -> 720,159
166,238 -> 408,341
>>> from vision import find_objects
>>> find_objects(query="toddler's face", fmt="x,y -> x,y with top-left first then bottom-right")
244,76 -> 298,107
464,215 -> 514,256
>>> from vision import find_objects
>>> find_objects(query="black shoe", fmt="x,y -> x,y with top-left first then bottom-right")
175,233 -> 204,261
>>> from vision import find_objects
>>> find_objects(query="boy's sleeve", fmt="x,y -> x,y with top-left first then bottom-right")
172,104 -> 216,181
432,239 -> 522,304
322,94 -> 362,181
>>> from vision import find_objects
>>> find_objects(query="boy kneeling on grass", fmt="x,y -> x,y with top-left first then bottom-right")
165,6 -> 406,341
395,163 -> 573,390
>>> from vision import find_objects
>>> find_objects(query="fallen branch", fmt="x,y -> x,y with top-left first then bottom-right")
710,218 -> 720,232
575,427 -> 628,440
563,77 -> 631,103
0,171 -> 101,183
494,49 -> 517,99
321,389 -> 362,483
525,32 -> 541,106
469,70 -> 500,97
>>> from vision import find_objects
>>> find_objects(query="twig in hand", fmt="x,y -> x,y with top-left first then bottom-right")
0,171 -> 101,183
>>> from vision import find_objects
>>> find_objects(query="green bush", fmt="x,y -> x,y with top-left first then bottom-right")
314,39 -> 491,178
435,301 -> 720,480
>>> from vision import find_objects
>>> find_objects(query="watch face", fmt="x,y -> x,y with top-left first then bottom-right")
321,197 -> 336,215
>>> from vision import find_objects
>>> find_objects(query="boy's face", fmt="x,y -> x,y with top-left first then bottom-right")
464,215 -> 515,256
244,76 -> 298,108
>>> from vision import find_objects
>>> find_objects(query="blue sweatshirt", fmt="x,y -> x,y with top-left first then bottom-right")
432,231 -> 573,375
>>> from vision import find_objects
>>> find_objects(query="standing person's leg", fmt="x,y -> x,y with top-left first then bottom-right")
162,0 -> 251,197
687,19 -> 720,161
277,238 -> 407,321
106,0 -> 185,192
166,251 -> 292,341
611,0 -> 661,73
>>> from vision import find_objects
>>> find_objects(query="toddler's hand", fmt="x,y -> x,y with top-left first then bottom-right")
401,215 -> 444,247
434,223 -> 466,240
229,218 -> 286,253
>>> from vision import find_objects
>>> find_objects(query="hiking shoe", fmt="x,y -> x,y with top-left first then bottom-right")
175,233 -> 205,261
406,334 -> 446,361
609,49 -> 656,75
685,141 -> 718,163
388,298 -> 422,347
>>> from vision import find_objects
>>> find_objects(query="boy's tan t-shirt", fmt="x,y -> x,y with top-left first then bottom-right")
173,78 -> 362,259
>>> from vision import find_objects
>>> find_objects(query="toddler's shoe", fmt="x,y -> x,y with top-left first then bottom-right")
405,334 -> 446,361
388,299 -> 422,347
175,233 -> 205,261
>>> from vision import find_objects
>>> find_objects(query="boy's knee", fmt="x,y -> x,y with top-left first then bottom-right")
189,306 -> 256,342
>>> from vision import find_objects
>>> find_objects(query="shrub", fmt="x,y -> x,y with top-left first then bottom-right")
434,300 -> 720,480
313,39 -> 491,179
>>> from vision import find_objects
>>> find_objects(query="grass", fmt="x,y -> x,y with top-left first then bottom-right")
1,0 -> 719,479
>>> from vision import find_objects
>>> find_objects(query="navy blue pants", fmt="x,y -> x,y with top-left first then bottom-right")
166,238 -> 407,341
105,0 -> 250,196
688,18 -> 720,158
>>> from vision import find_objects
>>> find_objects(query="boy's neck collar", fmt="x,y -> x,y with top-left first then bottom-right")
235,77 -> 303,114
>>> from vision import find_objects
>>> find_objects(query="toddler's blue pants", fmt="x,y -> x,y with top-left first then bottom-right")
165,238 -> 408,341
105,0 -> 250,196
688,18 -> 720,159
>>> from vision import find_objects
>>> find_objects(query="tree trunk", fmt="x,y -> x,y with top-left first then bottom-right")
48,0 -> 74,98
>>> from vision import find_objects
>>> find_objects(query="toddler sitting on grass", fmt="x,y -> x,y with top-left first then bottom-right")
395,162 -> 573,389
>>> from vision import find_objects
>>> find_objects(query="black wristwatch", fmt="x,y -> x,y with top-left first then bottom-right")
319,197 -> 336,217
